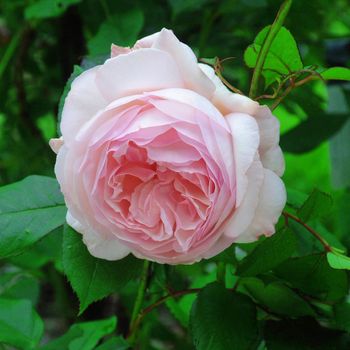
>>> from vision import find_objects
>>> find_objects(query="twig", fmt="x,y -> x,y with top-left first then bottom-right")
283,211 -> 332,252
127,288 -> 201,341
127,260 -> 151,345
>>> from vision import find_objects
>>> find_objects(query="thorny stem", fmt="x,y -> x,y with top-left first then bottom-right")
283,211 -> 332,252
270,74 -> 318,110
249,0 -> 292,99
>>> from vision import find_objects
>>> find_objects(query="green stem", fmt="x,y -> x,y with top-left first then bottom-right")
249,0 -> 292,99
0,30 -> 21,80
216,262 -> 226,285
128,260 -> 150,345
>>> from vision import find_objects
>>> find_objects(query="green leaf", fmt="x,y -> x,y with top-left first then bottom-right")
264,318 -> 350,350
57,65 -> 84,135
0,298 -> 44,349
241,278 -> 315,317
0,176 -> 66,259
236,228 -> 297,277
321,67 -> 350,81
275,254 -> 348,301
62,225 -> 143,314
40,317 -> 116,350
244,26 -> 303,86
327,252 -> 350,270
25,0 -> 82,20
286,188 -> 308,210
95,336 -> 130,350
0,272 -> 40,306
280,112 -> 349,153
334,302 -> 350,332
297,188 -> 333,222
9,226 -> 63,271
190,283 -> 259,350
88,9 -> 144,56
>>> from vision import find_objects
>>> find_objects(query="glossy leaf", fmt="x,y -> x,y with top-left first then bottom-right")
321,67 -> 350,81
275,254 -> 348,301
40,317 -> 116,350
0,298 -> 44,349
62,225 -> 143,314
190,283 -> 259,350
236,228 -> 297,277
0,176 -> 66,258
280,112 -> 349,153
245,25 -> 302,86
327,252 -> 350,270
241,278 -> 315,317
297,188 -> 332,222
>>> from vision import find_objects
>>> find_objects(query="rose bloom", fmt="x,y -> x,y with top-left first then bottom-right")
50,29 -> 286,264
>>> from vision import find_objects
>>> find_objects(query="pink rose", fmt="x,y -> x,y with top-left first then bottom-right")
50,29 -> 286,264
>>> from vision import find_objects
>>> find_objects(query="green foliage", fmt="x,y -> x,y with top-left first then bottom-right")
297,188 -> 333,222
241,278 -> 315,318
25,0 -> 82,20
280,111 -> 349,153
0,298 -> 44,349
327,251 -> 350,270
95,336 -> 130,350
321,67 -> 350,81
88,9 -> 144,56
245,25 -> 302,87
63,225 -> 143,314
40,317 -> 117,350
236,227 -> 297,277
275,254 -> 349,302
0,176 -> 66,258
190,283 -> 259,350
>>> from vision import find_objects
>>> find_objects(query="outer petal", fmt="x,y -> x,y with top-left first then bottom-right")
49,136 -> 64,154
66,211 -> 131,260
61,66 -> 107,145
254,106 -> 285,175
224,158 -> 264,238
199,63 -> 259,115
199,63 -> 285,175
137,29 -> 215,99
235,168 -> 286,243
96,48 -> 185,102
225,113 -> 260,206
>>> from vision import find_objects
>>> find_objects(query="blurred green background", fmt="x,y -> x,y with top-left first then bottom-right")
0,0 -> 350,347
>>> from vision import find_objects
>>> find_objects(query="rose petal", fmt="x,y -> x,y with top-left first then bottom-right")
61,66 -> 107,145
137,29 -> 215,99
235,168 -> 286,243
226,113 -> 260,205
67,211 -> 131,260
96,49 -> 185,102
